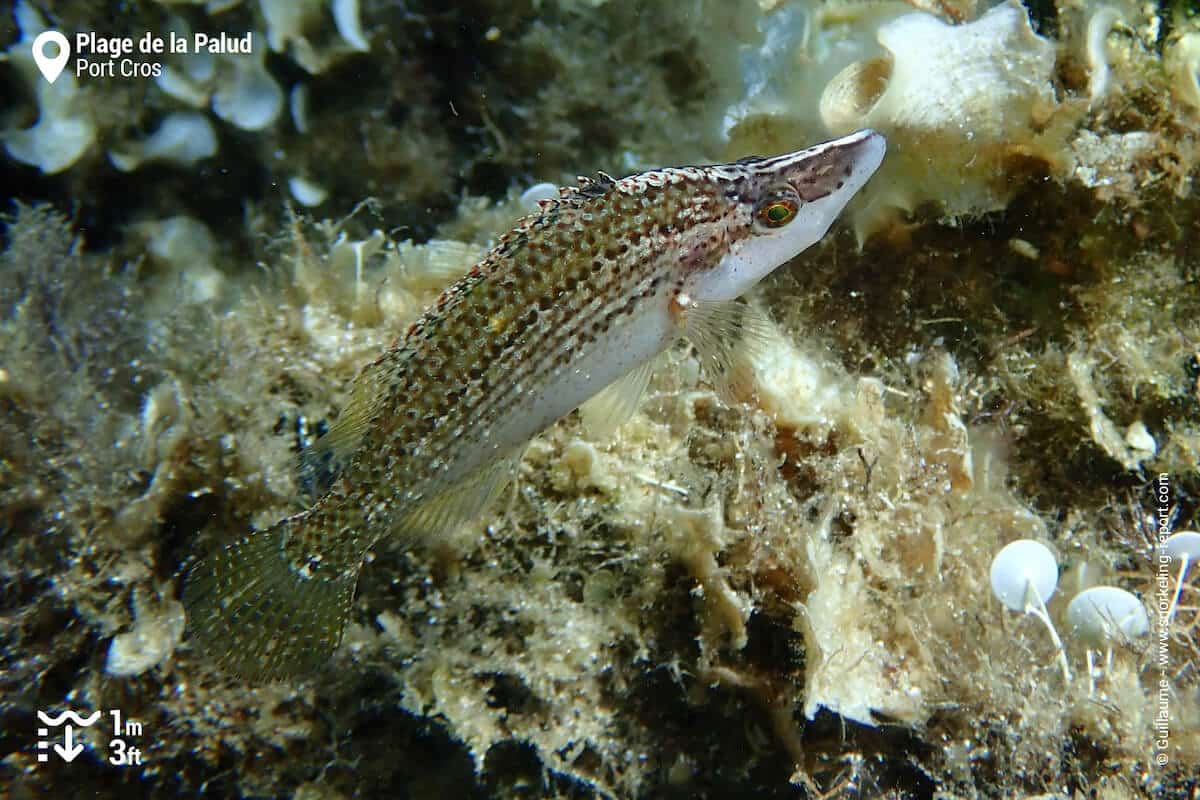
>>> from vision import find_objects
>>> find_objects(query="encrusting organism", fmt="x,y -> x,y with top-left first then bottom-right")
990,538 -> 1071,682
1160,531 -> 1200,623
1066,585 -> 1149,695
182,129 -> 887,681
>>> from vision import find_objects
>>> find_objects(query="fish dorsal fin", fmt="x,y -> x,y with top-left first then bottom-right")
560,171 -> 617,202
684,300 -> 773,402
298,356 -> 392,502
579,356 -> 657,440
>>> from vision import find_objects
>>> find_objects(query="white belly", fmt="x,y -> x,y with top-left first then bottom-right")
484,292 -> 676,455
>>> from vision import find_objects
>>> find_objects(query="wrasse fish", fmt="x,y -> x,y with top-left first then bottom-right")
183,129 -> 886,680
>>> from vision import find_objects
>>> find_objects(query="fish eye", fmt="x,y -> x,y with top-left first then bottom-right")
754,192 -> 800,229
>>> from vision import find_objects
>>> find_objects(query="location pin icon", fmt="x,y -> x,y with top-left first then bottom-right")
32,31 -> 71,84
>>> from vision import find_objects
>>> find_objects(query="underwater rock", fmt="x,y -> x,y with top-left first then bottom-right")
1067,348 -> 1154,472
1069,129 -> 1159,199
751,328 -> 845,432
724,1 -> 911,155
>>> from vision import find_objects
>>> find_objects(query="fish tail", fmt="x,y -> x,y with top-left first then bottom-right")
181,508 -> 361,681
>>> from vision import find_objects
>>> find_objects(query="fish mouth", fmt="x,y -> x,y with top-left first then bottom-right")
835,128 -> 887,178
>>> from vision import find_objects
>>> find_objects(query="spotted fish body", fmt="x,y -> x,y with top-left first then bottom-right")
183,130 -> 886,680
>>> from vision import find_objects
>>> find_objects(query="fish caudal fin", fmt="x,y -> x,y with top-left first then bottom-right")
182,513 -> 359,681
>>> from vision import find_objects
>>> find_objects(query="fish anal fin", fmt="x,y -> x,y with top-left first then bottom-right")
578,357 -> 656,440
393,450 -> 521,540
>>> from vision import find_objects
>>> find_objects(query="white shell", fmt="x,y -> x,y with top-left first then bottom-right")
819,57 -> 891,136
811,1 -> 1060,241
869,2 -> 1055,142
990,539 -> 1058,612
1066,586 -> 1149,647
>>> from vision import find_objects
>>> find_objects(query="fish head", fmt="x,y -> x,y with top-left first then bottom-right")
686,128 -> 886,303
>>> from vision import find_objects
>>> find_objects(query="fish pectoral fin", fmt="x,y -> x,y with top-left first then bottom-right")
578,356 -> 657,440
685,299 -> 773,402
298,357 -> 391,502
394,450 -> 522,539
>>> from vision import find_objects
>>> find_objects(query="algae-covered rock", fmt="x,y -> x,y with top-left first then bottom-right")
1,1 -> 1198,798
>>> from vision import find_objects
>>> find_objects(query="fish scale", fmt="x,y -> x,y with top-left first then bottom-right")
183,129 -> 886,680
